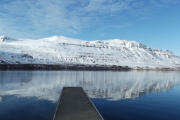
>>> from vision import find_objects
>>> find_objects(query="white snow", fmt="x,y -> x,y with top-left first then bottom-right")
0,35 -> 180,69
0,36 -> 6,42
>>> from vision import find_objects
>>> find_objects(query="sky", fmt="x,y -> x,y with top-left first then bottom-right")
0,0 -> 180,55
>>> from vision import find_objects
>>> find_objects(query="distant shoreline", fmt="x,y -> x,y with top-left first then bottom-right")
0,64 -> 131,71
0,64 -> 179,71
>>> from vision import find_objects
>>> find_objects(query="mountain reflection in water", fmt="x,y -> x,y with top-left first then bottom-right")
0,71 -> 180,102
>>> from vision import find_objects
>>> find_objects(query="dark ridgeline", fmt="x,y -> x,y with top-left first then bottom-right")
0,64 -> 131,71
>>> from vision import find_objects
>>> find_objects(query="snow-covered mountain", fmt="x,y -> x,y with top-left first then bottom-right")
0,35 -> 180,70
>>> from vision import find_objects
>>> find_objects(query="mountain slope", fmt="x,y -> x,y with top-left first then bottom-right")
0,35 -> 180,70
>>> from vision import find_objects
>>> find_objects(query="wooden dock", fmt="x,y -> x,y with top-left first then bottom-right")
53,87 -> 104,120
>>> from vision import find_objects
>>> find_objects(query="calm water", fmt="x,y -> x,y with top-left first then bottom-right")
0,71 -> 180,120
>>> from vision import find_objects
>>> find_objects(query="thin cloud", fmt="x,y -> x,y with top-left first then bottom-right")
0,0 -> 179,38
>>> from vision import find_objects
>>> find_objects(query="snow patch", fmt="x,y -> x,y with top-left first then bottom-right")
0,36 -> 6,42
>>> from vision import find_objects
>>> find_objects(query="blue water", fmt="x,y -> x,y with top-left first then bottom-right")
0,71 -> 180,120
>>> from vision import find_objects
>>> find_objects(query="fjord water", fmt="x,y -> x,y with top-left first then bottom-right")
0,71 -> 180,120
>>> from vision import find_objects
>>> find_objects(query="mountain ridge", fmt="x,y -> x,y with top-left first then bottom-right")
0,35 -> 180,70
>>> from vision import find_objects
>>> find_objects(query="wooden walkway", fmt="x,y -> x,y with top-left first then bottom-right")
53,87 -> 104,120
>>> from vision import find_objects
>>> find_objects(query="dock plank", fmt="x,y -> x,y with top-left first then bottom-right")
53,87 -> 103,120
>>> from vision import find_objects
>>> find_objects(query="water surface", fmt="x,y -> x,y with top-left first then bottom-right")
0,71 -> 180,120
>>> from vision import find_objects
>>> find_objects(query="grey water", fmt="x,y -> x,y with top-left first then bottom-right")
0,71 -> 180,120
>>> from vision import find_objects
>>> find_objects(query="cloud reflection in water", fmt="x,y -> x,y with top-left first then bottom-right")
0,71 -> 180,102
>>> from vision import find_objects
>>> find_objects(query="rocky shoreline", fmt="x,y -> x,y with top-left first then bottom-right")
0,64 -> 131,71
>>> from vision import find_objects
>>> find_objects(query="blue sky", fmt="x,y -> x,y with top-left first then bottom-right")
0,0 -> 180,55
